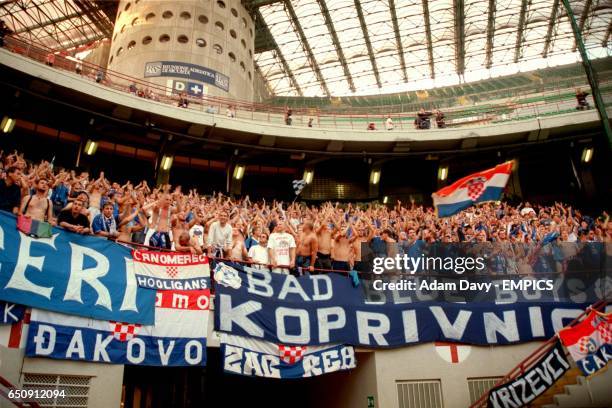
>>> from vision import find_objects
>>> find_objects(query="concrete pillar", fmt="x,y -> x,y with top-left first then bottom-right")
108,0 -> 255,101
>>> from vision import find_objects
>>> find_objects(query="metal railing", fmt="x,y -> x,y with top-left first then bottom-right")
3,35 -> 609,133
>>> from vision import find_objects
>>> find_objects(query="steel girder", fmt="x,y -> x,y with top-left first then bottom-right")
1,0 -> 111,51
454,0 -> 465,75
421,0 -> 435,78
316,0 -> 355,92
284,0 -> 330,95
354,0 -> 381,88
485,0 -> 496,68
388,0 -> 408,82
255,9 -> 303,96
542,0 -> 560,57
514,0 -> 528,62
572,0 -> 592,52
56,31 -> 107,50
11,10 -> 83,34
73,0 -> 113,39
13,1 -> 76,49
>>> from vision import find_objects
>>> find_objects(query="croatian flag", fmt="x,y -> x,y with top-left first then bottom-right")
432,162 -> 513,217
26,290 -> 209,366
220,333 -> 356,378
558,310 -> 611,376
132,250 -> 210,291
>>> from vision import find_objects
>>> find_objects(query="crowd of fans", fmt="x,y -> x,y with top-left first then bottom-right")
0,150 -> 609,275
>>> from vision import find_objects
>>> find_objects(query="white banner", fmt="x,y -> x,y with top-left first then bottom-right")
132,250 -> 210,291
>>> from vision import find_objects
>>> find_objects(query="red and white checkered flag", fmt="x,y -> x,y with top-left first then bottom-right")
278,345 -> 307,364
595,321 -> 612,344
165,266 -> 179,278
466,176 -> 487,201
109,321 -> 141,342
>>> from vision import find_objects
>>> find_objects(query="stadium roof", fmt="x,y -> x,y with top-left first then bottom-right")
248,0 -> 611,96
1,0 -> 610,97
0,0 -> 115,52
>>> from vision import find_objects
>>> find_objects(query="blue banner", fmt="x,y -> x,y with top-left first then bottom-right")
0,301 -> 25,324
145,61 -> 229,91
0,211 -> 155,324
220,333 -> 355,378
213,263 -> 597,347
26,292 -> 208,367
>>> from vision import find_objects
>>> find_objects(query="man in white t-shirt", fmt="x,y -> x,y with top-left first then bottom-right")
520,203 -> 536,217
207,211 -> 232,257
385,115 -> 394,130
248,232 -> 270,272
268,224 -> 296,274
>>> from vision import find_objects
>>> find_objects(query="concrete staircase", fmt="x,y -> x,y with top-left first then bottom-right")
532,366 -> 612,408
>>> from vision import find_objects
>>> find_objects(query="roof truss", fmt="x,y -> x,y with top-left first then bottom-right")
572,0 -> 592,52
316,0 -> 355,92
421,0 -> 435,78
454,0 -> 465,75
283,0 -> 330,95
514,0 -> 529,62
485,0 -> 496,68
354,0 -> 381,88
0,0 -> 112,51
255,8 -> 303,96
542,0 -> 561,58
388,0 -> 408,82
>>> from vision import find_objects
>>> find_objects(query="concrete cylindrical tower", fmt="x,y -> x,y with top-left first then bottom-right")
107,0 -> 255,101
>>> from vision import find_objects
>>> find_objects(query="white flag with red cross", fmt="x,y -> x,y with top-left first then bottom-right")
434,341 -> 472,364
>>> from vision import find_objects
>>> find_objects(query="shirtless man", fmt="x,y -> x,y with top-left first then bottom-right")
115,200 -> 146,242
145,194 -> 175,249
117,212 -> 145,242
331,224 -> 351,271
87,172 -> 108,222
172,210 -> 197,251
350,224 -> 372,272
229,227 -> 248,261
19,178 -> 53,222
175,230 -> 203,254
296,222 -> 318,272
315,217 -> 333,270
